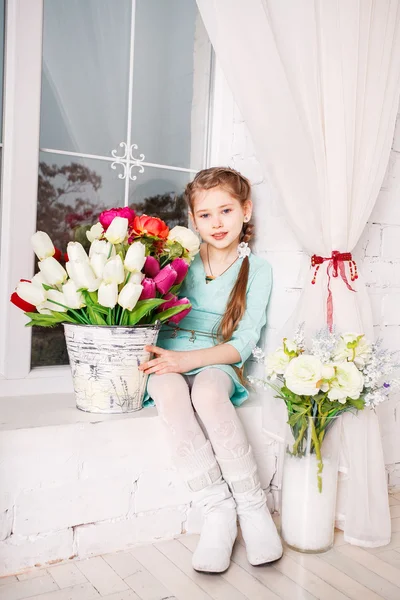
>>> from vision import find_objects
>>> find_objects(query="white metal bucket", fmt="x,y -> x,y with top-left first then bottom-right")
63,322 -> 161,413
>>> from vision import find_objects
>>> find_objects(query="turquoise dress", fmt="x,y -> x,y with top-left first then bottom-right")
144,250 -> 272,407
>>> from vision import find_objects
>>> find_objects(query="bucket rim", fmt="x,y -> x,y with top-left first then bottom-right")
63,320 -> 161,331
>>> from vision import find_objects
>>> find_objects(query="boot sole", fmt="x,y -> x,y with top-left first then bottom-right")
193,564 -> 230,574
249,551 -> 284,567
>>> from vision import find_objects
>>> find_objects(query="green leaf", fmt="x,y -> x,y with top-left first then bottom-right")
24,311 -> 79,327
150,303 -> 191,324
127,299 -> 165,326
87,306 -> 107,325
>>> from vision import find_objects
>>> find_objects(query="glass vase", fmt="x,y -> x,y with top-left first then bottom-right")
280,415 -> 341,553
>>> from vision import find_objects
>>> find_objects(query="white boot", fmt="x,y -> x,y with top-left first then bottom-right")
177,440 -> 237,573
217,447 -> 283,566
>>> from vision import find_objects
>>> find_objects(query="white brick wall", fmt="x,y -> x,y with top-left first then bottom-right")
212,69 -> 400,489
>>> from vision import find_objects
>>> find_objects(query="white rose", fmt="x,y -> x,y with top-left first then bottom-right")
265,348 -> 292,380
168,226 -> 200,259
284,355 -> 323,396
320,364 -> 335,392
328,362 -> 364,403
334,333 -> 372,368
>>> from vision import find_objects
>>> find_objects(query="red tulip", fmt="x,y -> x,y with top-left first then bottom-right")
143,255 -> 160,278
132,214 -> 169,239
10,292 -> 36,313
139,278 -> 156,300
53,247 -> 62,262
99,207 -> 136,230
154,265 -> 177,295
170,258 -> 189,284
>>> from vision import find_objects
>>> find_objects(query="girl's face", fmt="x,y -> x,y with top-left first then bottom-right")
190,186 -> 252,250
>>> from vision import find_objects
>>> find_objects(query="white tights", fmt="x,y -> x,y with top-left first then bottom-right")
147,369 -> 250,461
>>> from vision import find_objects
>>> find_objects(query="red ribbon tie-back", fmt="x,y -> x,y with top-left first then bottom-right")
310,250 -> 358,331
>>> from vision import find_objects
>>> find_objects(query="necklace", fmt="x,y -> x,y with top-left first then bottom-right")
206,243 -> 238,283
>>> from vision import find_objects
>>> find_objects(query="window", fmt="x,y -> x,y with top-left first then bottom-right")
0,0 -> 212,388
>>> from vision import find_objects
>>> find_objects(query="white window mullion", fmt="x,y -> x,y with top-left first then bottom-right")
0,0 -> 43,379
123,0 -> 136,207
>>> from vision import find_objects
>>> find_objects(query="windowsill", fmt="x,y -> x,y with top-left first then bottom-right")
0,390 -> 262,431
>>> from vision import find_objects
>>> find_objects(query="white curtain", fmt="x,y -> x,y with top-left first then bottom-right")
197,0 -> 400,546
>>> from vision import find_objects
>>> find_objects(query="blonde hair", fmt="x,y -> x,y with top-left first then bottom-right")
185,167 -> 254,384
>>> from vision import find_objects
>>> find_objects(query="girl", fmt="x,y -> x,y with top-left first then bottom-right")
139,167 -> 282,573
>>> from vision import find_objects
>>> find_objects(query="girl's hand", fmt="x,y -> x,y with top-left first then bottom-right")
139,345 -> 194,375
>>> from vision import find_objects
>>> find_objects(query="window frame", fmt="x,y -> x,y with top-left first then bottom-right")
0,0 -> 217,396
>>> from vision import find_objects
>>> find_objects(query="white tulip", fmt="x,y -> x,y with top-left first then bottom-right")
31,272 -> 48,288
31,231 -> 55,260
98,281 -> 118,308
168,226 -> 200,259
130,271 -> 145,284
66,260 -> 100,292
102,255 -> 125,284
41,289 -> 68,313
118,282 -> 143,311
16,281 -> 47,306
124,242 -> 146,273
89,239 -> 115,258
67,241 -> 89,263
90,253 -> 107,279
39,257 -> 68,286
62,280 -> 86,309
104,217 -> 128,244
86,222 -> 104,243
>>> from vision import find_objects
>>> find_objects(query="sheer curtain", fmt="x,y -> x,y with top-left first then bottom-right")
197,0 -> 400,546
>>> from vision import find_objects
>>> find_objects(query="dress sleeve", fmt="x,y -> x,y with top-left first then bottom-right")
226,261 -> 273,366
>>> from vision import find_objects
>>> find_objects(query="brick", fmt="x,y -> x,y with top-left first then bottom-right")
76,508 -> 186,558
14,477 -> 132,535
267,287 -> 302,329
356,222 -> 381,257
0,427 -> 80,492
382,293 -> 400,325
367,289 -> 384,326
135,470 -> 190,513
0,529 -> 73,577
382,226 -> 400,258
232,155 -> 264,185
79,419 -> 171,479
371,188 -> 400,225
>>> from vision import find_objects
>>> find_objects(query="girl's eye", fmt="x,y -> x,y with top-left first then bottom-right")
222,209 -> 232,214
200,213 -> 210,218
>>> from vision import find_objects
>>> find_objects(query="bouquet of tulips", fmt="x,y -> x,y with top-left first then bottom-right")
11,207 -> 200,327
250,328 -> 399,491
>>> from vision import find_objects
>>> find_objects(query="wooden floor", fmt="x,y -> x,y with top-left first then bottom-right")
2,494 -> 400,600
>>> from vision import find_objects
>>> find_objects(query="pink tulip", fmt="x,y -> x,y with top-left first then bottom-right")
139,278 -> 156,300
143,255 -> 160,278
154,264 -> 177,295
170,258 -> 189,284
160,295 -> 191,324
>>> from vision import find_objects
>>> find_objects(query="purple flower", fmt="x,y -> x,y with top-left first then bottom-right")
159,294 -> 191,324
154,265 -> 177,295
170,258 -> 189,285
143,256 -> 160,279
139,278 -> 156,300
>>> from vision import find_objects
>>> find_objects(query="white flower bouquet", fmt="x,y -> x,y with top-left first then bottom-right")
10,207 -> 200,328
251,328 -> 399,491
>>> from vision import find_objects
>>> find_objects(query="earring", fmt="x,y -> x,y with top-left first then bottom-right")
244,217 -> 250,223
